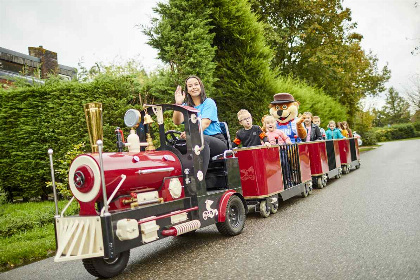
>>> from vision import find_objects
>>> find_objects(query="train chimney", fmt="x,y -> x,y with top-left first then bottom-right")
84,102 -> 103,153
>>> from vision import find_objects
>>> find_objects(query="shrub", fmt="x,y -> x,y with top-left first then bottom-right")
373,123 -> 417,142
413,121 -> 420,132
0,70 -> 144,201
361,130 -> 377,146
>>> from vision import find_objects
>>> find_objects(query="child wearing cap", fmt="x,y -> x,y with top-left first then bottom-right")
232,109 -> 270,148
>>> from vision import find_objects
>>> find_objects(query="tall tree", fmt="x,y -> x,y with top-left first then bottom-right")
209,0 -> 280,131
381,87 -> 411,125
143,0 -> 217,93
249,0 -> 390,114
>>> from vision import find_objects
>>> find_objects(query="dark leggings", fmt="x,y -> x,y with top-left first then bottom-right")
202,134 -> 227,176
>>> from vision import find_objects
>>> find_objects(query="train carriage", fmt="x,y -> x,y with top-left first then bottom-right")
234,143 -> 312,218
337,138 -> 361,174
48,102 -> 361,278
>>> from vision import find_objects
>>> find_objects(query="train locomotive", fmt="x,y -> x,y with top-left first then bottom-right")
48,103 -> 361,278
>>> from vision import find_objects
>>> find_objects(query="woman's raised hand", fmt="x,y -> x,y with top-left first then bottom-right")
174,85 -> 185,105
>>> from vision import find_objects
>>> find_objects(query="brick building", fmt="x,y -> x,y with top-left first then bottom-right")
0,46 -> 76,85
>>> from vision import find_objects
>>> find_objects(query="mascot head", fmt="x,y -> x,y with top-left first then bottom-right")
269,93 -> 300,125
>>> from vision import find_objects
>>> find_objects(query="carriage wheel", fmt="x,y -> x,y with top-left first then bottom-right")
270,199 -> 279,214
301,183 -> 309,197
317,177 -> 324,189
216,195 -> 246,236
259,200 -> 271,218
308,182 -> 313,195
82,250 -> 130,278
322,176 -> 327,188
344,165 -> 350,174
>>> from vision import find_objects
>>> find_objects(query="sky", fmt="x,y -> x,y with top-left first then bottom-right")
1,0 -> 419,110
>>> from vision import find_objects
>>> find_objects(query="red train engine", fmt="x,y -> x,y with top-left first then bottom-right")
49,104 -> 247,278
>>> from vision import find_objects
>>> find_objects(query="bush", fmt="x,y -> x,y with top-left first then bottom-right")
413,121 -> 420,132
0,70 -> 145,201
373,123 -> 417,142
361,130 -> 377,146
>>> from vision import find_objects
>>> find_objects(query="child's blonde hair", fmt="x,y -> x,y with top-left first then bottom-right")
328,120 -> 336,127
261,115 -> 276,132
313,116 -> 320,121
237,109 -> 251,121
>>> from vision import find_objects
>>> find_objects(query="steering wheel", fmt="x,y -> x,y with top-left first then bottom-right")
165,130 -> 182,146
165,130 -> 187,154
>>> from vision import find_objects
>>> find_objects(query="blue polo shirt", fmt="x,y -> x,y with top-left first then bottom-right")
194,98 -> 222,136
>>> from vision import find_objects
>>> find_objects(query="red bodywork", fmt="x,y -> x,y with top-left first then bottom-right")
338,139 -> 351,164
306,142 -> 329,176
235,146 -> 284,199
298,143 -> 312,182
333,140 -> 342,168
70,151 -> 183,215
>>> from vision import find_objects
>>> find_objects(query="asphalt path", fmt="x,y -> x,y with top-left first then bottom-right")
2,139 -> 420,280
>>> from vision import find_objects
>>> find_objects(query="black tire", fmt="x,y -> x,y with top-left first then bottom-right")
82,250 -> 130,279
355,163 -> 361,169
317,177 -> 324,189
259,200 -> 271,218
308,182 -> 313,195
301,183 -> 309,197
216,195 -> 246,236
270,198 -> 279,214
322,176 -> 327,188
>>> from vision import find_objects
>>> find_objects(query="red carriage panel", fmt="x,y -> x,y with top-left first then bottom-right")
298,143 -> 312,182
337,139 -> 351,164
333,140 -> 342,168
235,146 -> 284,198
307,141 -> 329,176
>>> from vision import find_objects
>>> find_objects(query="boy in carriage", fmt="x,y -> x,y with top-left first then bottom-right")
232,109 -> 271,148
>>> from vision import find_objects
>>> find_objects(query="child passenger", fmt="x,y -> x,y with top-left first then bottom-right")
325,120 -> 344,140
342,121 -> 353,138
337,122 -> 349,138
312,116 -> 326,139
232,109 -> 270,148
263,115 -> 292,145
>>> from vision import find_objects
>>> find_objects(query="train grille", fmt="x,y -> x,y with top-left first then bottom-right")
54,216 -> 104,262
279,144 -> 302,189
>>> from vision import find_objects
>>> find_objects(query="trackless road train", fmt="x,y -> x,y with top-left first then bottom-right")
48,103 -> 360,278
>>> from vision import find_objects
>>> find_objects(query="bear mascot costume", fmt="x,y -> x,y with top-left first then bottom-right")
269,93 -> 306,143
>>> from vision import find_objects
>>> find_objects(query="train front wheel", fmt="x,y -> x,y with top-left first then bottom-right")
216,195 -> 246,236
82,250 -> 130,278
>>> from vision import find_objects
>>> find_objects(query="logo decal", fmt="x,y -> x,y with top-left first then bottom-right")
202,199 -> 218,220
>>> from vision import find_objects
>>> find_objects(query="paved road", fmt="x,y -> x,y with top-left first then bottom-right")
2,139 -> 420,280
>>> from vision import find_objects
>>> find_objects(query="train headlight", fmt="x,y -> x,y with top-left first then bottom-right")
168,178 -> 182,199
69,155 -> 101,202
124,109 -> 141,128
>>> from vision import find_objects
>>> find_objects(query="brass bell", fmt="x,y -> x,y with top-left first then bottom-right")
143,112 -> 154,125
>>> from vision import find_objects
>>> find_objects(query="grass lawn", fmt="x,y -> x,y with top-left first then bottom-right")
0,200 -> 79,271
359,144 -> 381,152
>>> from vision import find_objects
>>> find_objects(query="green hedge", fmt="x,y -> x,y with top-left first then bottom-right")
373,122 -> 419,142
0,74 -> 141,201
